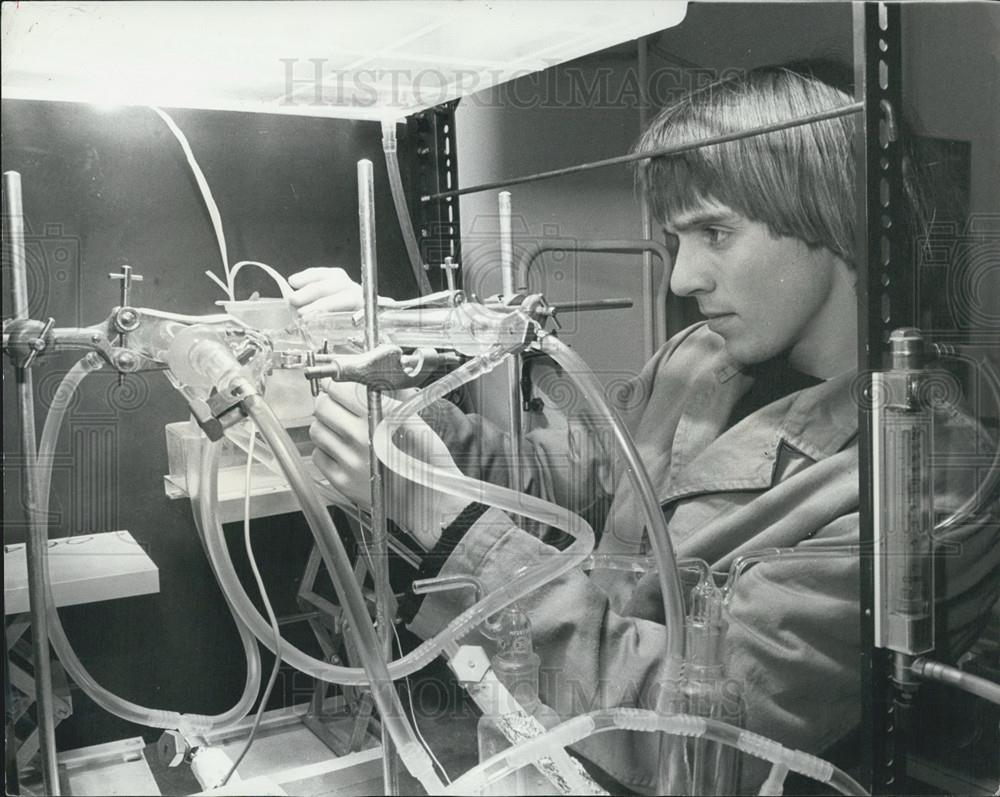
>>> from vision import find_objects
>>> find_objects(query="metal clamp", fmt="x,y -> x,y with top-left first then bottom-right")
109,265 -> 144,385
108,264 -> 143,309
184,379 -> 257,442
447,645 -> 492,686
304,343 -> 458,391
113,306 -> 141,334
440,257 -> 459,292
8,317 -> 56,369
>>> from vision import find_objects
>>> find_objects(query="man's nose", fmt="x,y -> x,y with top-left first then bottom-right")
669,243 -> 714,297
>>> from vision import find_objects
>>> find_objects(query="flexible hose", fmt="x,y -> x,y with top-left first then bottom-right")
37,356 -> 262,736
538,335 -> 686,666
911,657 -> 1000,706
150,106 -> 231,297
377,334 -> 690,677
382,121 -> 433,295
237,389 -> 443,792
226,261 -> 294,301
35,355 -> 105,517
196,343 -> 597,685
219,424 -> 282,787
446,708 -> 868,796
200,334 -> 687,737
374,336 -> 690,649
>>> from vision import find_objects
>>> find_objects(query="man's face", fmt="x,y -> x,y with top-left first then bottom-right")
664,199 -> 847,369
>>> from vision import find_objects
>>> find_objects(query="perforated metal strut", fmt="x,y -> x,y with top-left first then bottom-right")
854,4 -> 911,794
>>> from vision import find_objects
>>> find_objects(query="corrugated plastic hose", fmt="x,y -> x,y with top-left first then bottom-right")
445,708 -> 868,796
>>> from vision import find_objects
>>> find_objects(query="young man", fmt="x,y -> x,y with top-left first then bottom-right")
293,67 -> 998,792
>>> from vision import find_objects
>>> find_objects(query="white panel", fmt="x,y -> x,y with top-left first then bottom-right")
1,1 -> 686,119
4,531 -> 159,615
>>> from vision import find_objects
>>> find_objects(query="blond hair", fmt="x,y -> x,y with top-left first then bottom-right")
636,67 -> 857,265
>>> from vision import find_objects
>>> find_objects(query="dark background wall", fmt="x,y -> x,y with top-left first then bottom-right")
2,100 -> 420,749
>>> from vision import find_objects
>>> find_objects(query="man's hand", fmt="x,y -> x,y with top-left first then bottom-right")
288,267 -> 366,315
310,379 -> 468,550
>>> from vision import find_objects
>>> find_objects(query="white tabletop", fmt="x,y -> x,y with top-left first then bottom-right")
4,530 -> 159,616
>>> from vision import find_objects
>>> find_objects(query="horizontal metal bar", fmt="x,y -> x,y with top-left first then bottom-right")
516,238 -> 673,351
421,102 -> 863,203
549,298 -> 634,313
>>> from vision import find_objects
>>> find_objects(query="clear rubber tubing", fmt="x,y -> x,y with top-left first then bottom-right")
373,334 -> 686,669
373,335 -> 686,677
230,389 -> 443,792
201,338 -> 687,698
382,121 -> 432,295
535,335 -> 686,663
35,355 -> 262,735
195,342 -> 599,686
444,708 -> 868,797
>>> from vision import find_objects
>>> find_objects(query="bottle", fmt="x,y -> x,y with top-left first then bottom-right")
477,605 -> 562,796
683,578 -> 746,795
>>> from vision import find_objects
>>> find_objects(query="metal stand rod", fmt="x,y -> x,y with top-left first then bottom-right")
357,159 -> 398,796
499,191 -> 514,299
4,170 -> 61,795
4,623 -> 21,795
637,36 -> 656,361
499,192 -> 524,500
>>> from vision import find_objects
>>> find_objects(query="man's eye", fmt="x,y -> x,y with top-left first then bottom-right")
705,227 -> 730,246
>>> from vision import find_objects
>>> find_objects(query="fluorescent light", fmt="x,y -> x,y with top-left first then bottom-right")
1,1 -> 687,120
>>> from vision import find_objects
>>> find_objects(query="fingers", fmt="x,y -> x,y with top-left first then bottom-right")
288,267 -> 362,312
310,396 -> 370,504
319,380 -> 404,420
288,279 -> 339,308
295,288 -> 364,315
287,266 -> 403,316
310,420 -> 364,472
312,447 -> 367,507
322,379 -> 370,415
313,391 -> 367,439
288,267 -> 349,290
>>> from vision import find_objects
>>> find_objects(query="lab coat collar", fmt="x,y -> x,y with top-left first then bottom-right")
777,368 -> 859,461
659,356 -> 858,506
